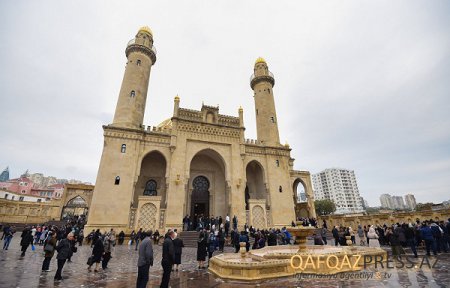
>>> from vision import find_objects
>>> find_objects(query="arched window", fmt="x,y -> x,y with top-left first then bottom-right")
279,185 -> 283,193
137,60 -> 141,66
130,90 -> 135,97
114,176 -> 120,185
143,180 -> 157,196
275,160 -> 279,167
121,144 -> 126,153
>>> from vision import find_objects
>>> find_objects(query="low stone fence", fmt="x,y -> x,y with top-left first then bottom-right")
318,208 -> 450,228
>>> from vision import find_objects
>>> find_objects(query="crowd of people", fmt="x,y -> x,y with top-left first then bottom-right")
327,219 -> 450,258
2,215 -> 450,287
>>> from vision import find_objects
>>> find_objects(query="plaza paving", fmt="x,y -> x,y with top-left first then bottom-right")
0,239 -> 449,288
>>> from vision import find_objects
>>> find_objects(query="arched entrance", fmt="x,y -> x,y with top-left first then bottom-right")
245,160 -> 266,203
293,178 -> 309,218
61,196 -> 88,219
191,176 -> 210,217
188,149 -> 227,218
135,151 -> 167,207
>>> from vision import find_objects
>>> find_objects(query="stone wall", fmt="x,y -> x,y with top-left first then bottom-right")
0,198 -> 62,224
318,209 -> 450,228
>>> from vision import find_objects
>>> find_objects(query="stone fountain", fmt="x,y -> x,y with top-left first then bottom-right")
209,223 -> 387,281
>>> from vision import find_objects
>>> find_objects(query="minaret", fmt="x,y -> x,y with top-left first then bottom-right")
112,26 -> 157,129
250,57 -> 280,146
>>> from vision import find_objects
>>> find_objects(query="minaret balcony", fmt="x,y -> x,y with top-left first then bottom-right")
126,39 -> 157,63
250,71 -> 275,89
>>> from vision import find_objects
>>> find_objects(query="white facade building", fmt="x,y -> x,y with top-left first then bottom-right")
404,194 -> 417,210
380,194 -> 394,209
312,168 -> 364,214
0,190 -> 49,202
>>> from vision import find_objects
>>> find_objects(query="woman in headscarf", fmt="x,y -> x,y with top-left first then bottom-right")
367,225 -> 380,247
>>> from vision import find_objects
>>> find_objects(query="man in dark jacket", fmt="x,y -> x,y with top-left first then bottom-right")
136,231 -> 153,288
54,232 -> 74,281
20,229 -> 33,257
160,230 -> 175,288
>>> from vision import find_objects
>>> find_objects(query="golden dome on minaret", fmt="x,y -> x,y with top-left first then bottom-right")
138,26 -> 153,36
255,57 -> 266,64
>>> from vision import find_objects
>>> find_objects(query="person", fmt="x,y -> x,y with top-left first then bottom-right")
421,222 -> 437,256
135,228 -> 142,250
386,227 -> 403,259
153,230 -> 160,245
136,231 -> 153,288
314,232 -> 324,245
172,229 -> 184,271
357,225 -> 366,246
232,215 -> 238,230
197,231 -> 207,268
88,234 -> 104,272
207,230 -> 216,262
367,225 -> 380,247
160,230 -> 175,288
2,225 -> 14,250
20,229 -> 33,257
109,228 -> 117,247
332,226 -> 339,246
321,226 -> 328,245
118,231 -> 125,245
102,234 -> 112,269
349,227 -> 356,244
129,230 -> 136,245
404,223 -> 418,257
42,231 -> 57,272
54,232 -> 74,281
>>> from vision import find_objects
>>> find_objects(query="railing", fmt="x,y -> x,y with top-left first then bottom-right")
250,70 -> 274,82
244,138 -> 262,145
127,38 -> 157,54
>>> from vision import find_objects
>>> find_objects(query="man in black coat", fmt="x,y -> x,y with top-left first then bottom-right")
54,232 -> 74,281
160,230 -> 175,288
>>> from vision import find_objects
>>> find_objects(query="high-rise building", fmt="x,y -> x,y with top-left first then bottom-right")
0,167 -> 9,182
312,168 -> 363,214
392,196 -> 405,209
380,194 -> 393,209
404,194 -> 417,210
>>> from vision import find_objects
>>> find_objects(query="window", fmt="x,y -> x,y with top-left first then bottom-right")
4,194 -> 8,199
130,90 -> 136,97
121,144 -> 126,153
137,60 -> 141,66
37,199 -> 42,203
270,116 -> 275,123
19,196 -> 24,201
256,109 -> 258,115
276,160 -> 279,167
115,176 -> 120,185
21,190 -> 25,193
279,186 -> 283,193
12,196 -> 15,200
143,179 -> 157,196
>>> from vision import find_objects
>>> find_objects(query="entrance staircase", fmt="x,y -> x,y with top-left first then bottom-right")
178,231 -> 200,247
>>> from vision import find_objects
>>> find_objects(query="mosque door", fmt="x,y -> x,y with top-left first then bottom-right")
191,176 -> 210,217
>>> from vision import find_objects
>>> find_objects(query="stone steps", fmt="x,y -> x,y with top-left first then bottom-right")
178,231 -> 200,247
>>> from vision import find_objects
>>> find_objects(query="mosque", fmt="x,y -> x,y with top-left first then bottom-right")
85,27 -> 315,234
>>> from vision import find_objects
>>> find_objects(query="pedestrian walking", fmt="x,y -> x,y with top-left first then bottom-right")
136,231 -> 153,288
102,234 -> 112,269
2,226 -> 14,250
42,232 -> 57,272
172,229 -> 184,271
20,229 -> 33,257
88,235 -> 104,272
160,230 -> 175,288
54,232 -> 74,281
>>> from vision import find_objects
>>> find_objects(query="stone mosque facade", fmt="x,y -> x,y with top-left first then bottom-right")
85,27 -> 315,234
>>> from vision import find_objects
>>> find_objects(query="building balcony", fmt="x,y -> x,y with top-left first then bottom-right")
250,71 -> 275,89
126,38 -> 157,63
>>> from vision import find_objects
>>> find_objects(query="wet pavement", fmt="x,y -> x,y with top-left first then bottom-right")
1,239 -> 449,287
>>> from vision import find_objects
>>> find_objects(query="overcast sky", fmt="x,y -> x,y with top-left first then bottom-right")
1,1 -> 449,207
